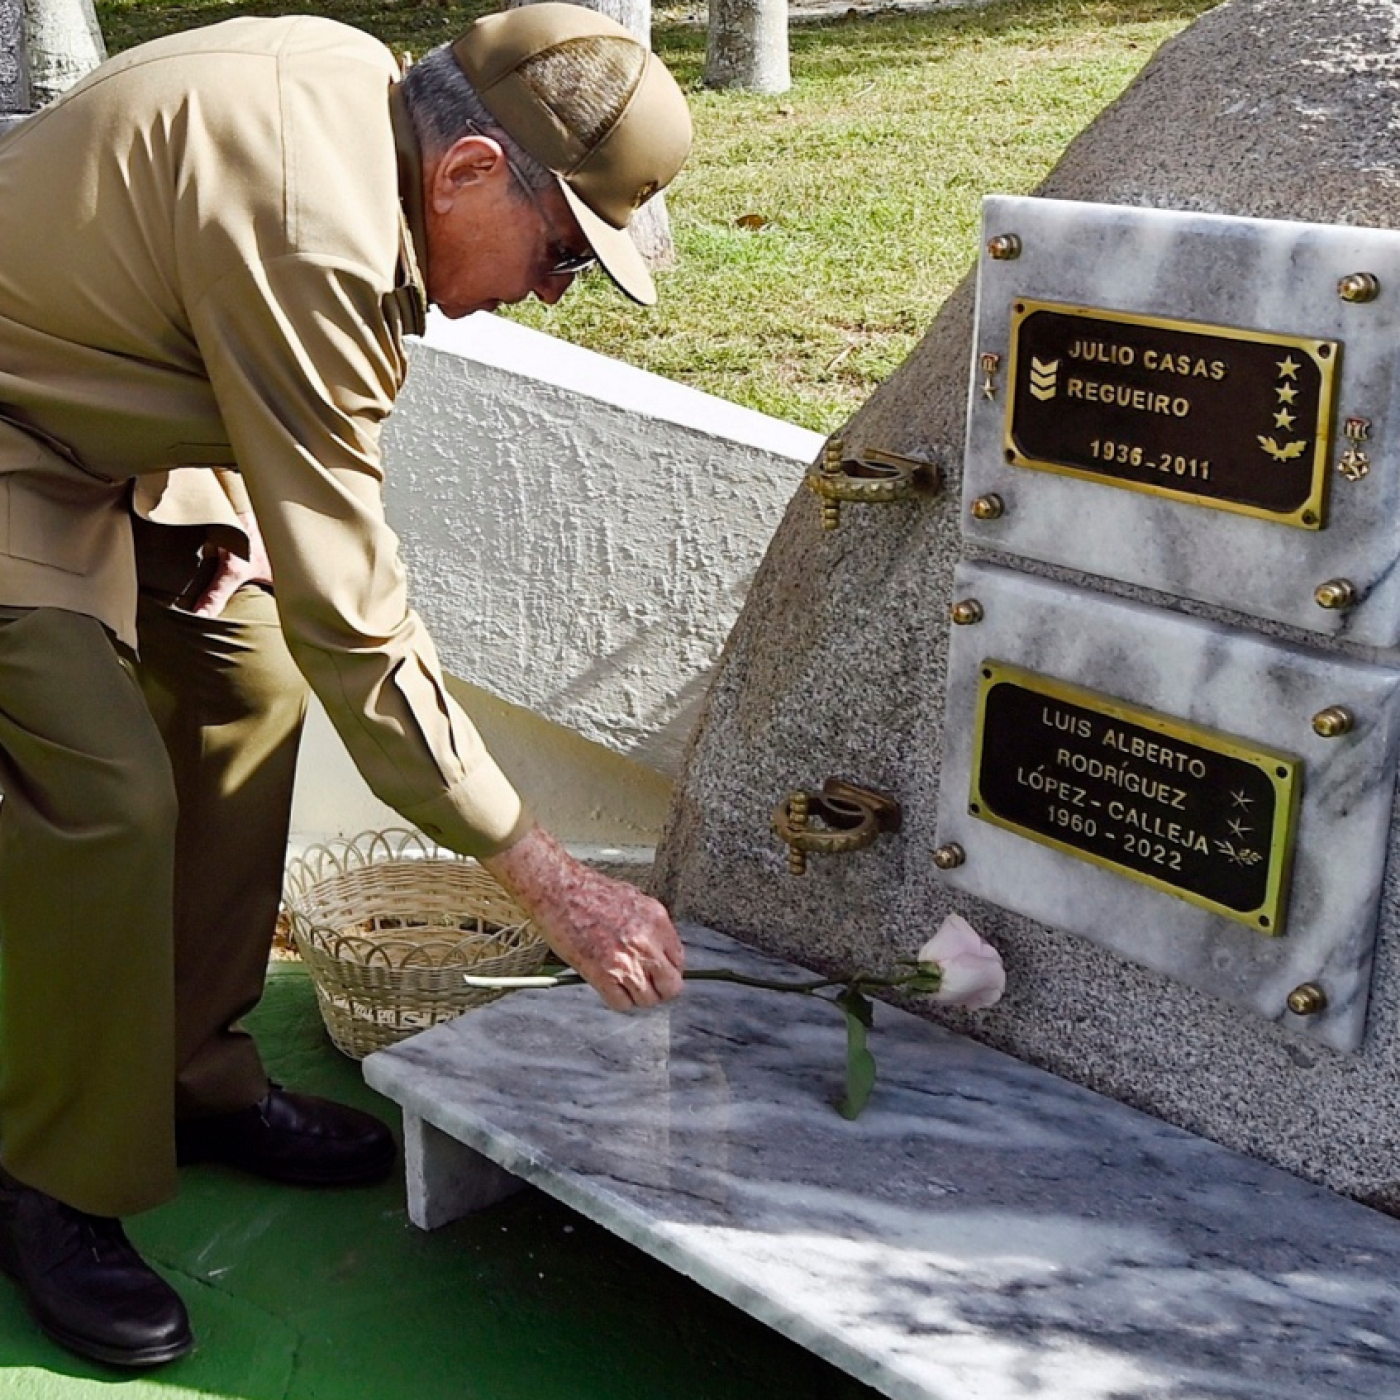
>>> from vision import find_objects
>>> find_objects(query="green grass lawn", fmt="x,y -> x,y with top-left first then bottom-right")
96,0 -> 1218,430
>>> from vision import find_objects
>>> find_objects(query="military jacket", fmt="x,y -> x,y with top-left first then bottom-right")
0,15 -> 529,855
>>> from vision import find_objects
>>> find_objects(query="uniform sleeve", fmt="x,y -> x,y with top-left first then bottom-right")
188,251 -> 532,858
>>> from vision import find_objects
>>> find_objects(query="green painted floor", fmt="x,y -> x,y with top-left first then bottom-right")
0,964 -> 882,1400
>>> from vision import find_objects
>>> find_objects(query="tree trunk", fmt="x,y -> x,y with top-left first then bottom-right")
705,0 -> 789,94
508,0 -> 676,271
22,0 -> 104,106
1,0 -> 31,114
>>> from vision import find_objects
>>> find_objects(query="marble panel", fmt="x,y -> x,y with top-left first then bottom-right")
364,923 -> 1400,1400
934,561 -> 1400,1052
963,195 -> 1400,647
402,1113 -> 526,1229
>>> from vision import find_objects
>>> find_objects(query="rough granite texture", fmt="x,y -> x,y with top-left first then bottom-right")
653,0 -> 1400,1208
0,0 -> 28,114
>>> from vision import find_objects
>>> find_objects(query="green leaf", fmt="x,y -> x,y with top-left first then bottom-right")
835,985 -> 874,1028
836,991 -> 878,1120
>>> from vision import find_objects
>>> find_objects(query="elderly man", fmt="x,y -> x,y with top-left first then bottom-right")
0,3 -> 691,1368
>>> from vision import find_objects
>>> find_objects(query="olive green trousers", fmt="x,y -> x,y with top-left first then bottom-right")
0,589 -> 307,1217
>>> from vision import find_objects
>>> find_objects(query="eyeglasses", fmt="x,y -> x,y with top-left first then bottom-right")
502,151 -> 598,279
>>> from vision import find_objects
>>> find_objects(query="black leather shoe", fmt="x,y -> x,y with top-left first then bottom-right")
176,1086 -> 395,1186
0,1174 -> 193,1368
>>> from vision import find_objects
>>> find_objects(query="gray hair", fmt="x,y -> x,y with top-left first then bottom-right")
400,44 -> 554,194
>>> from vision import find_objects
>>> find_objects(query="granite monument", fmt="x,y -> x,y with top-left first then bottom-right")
653,0 -> 1400,1210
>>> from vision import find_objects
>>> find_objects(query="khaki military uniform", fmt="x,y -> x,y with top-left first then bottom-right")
0,16 -> 531,1215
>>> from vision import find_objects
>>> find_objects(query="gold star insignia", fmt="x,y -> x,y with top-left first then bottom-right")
1277,356 -> 1300,379
1274,408 -> 1296,430
1276,383 -> 1299,404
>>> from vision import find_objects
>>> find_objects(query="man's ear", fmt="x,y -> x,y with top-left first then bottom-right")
427,134 -> 508,214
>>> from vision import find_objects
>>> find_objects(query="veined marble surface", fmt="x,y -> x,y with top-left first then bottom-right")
365,923 -> 1400,1400
964,196 -> 1400,648
936,561 -> 1400,1053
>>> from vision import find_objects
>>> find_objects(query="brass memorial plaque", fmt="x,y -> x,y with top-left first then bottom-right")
1005,301 -> 1339,529
970,662 -> 1301,932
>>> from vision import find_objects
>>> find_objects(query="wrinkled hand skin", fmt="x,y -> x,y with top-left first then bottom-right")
484,826 -> 686,1011
190,510 -> 274,618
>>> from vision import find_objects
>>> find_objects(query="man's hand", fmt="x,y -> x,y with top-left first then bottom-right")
483,826 -> 685,1011
189,510 -> 274,618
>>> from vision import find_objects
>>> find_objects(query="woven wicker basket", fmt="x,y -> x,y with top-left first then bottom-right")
282,828 -> 548,1059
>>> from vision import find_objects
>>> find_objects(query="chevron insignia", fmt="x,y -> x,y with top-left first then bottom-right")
1029,357 -> 1060,401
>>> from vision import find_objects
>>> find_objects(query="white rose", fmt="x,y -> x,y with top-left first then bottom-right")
916,914 -> 1005,1010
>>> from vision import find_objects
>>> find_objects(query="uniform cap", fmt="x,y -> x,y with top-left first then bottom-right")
452,3 -> 692,304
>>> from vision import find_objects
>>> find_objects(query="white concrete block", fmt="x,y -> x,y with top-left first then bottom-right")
382,314 -> 823,775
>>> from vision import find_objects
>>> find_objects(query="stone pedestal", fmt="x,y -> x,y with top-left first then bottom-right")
367,925 -> 1400,1400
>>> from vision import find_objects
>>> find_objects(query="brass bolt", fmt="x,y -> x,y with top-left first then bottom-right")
986,234 -> 1022,261
1338,272 -> 1380,304
970,493 -> 1005,521
1314,579 -> 1358,611
1286,982 -> 1327,1016
950,599 -> 984,626
1312,706 -> 1354,738
932,843 -> 966,870
820,438 -> 843,530
787,792 -> 809,876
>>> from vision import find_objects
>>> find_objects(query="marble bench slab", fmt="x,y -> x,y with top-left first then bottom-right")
363,924 -> 1400,1400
